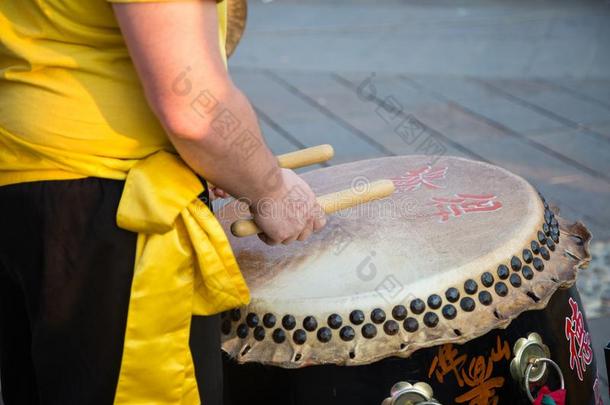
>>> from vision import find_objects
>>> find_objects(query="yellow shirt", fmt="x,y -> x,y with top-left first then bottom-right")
1,2 -> 249,403
0,0 -> 227,185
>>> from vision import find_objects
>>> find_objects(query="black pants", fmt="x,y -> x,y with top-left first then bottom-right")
0,178 -> 222,405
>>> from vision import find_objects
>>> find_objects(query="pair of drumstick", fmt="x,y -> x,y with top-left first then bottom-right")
229,144 -> 395,237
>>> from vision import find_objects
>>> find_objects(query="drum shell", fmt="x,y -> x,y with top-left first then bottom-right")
223,286 -> 599,405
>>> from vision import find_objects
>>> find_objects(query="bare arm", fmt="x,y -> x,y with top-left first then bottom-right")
113,1 -> 276,202
112,0 -> 325,244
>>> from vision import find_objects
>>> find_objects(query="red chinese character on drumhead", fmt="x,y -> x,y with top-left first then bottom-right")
430,194 -> 503,223
391,165 -> 447,192
564,297 -> 593,381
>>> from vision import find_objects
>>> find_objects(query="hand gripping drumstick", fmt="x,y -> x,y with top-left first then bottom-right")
231,179 -> 396,237
207,144 -> 335,189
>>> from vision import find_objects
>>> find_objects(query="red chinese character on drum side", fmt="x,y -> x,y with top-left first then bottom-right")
391,165 -> 447,192
431,193 -> 502,223
564,297 -> 593,381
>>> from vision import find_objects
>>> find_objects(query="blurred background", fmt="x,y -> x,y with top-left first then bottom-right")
228,0 -> 610,401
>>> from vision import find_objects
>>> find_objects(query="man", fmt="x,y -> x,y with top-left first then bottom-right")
0,0 -> 325,404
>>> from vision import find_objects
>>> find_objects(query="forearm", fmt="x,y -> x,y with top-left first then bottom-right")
112,0 -> 284,204
112,1 -> 326,245
166,84 -> 284,204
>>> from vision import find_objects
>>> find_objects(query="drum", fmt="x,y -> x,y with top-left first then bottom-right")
217,156 -> 599,405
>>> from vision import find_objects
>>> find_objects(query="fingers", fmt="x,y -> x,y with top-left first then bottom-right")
258,233 -> 279,246
281,216 -> 308,245
296,217 -> 314,242
211,187 -> 230,199
281,235 -> 299,245
265,212 -> 323,246
257,214 -> 319,246
252,169 -> 327,246
312,204 -> 327,233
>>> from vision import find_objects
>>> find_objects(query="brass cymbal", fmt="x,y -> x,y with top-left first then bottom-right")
226,0 -> 247,58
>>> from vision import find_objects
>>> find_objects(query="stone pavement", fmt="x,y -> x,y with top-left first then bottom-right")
228,0 -> 610,402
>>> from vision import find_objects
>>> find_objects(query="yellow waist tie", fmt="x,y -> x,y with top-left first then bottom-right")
114,151 -> 250,404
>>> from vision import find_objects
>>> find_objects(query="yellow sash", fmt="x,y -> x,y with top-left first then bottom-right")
114,150 -> 250,404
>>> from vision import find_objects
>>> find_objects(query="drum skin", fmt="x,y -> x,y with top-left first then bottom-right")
223,286 -> 599,405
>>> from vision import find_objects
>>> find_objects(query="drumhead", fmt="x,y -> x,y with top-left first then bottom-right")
218,156 -> 591,367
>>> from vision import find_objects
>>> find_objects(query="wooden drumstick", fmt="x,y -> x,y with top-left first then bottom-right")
230,179 -> 395,237
208,144 -> 334,190
276,144 -> 334,169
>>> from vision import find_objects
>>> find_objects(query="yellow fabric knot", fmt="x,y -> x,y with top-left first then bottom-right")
114,150 -> 250,404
